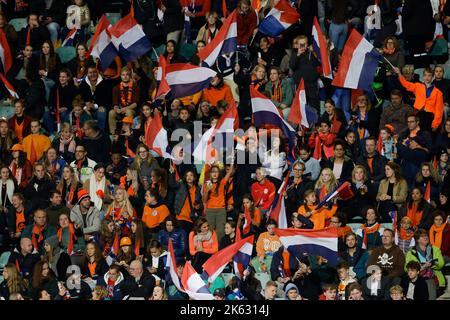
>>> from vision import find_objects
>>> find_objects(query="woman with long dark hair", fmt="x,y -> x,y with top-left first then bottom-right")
80,242 -> 109,282
57,166 -> 82,208
398,187 -> 433,230
29,260 -> 58,300
8,144 -> 32,190
188,217 -> 218,273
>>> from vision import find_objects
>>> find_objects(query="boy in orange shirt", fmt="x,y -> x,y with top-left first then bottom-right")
298,189 -> 337,230
142,189 -> 170,237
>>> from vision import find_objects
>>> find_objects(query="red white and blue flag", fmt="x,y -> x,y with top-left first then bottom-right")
424,181 -> 431,203
0,29 -> 12,74
109,13 -> 152,62
181,261 -> 214,300
274,227 -> 339,265
315,181 -> 354,210
0,73 -> 18,99
155,54 -> 170,99
145,111 -> 172,159
332,29 -> 382,90
166,239 -> 185,293
163,63 -> 216,99
202,235 -> 254,283
88,15 -> 117,70
250,85 -> 295,142
312,17 -> 332,79
288,79 -> 318,129
197,10 -> 237,67
258,0 -> 300,37
193,100 -> 239,163
268,173 -> 290,229
62,28 -> 77,47
242,206 -> 252,235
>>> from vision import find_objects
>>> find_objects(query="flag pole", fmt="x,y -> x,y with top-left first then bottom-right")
382,55 -> 396,71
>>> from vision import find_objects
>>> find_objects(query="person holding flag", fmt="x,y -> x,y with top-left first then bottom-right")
297,189 -> 337,230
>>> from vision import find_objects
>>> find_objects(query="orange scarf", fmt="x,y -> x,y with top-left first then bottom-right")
429,224 -> 446,248
399,228 -> 415,241
282,250 -> 291,277
319,186 -> 327,202
57,223 -> 77,255
134,238 -> 141,257
120,81 -> 133,107
32,224 -> 45,249
406,203 -> 423,228
361,223 -> 381,249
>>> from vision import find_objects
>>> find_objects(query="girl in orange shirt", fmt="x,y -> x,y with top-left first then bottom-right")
189,217 -> 218,273
203,163 -> 234,242
142,189 -> 170,238
238,194 -> 261,236
298,189 -> 337,230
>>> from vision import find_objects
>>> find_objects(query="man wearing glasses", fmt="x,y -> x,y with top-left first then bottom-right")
69,145 -> 97,183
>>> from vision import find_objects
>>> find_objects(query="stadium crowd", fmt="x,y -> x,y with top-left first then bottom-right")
0,0 -> 449,301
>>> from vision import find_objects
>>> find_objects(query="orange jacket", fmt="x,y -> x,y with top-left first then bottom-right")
298,204 -> 337,230
142,204 -> 170,229
399,76 -> 444,129
189,230 -> 218,256
201,84 -> 234,108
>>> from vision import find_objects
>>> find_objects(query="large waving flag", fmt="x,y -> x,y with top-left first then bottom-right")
155,55 -> 170,99
312,17 -> 332,79
315,181 -> 354,210
288,79 -> 318,129
197,10 -> 237,67
181,261 -> 214,300
242,206 -> 252,235
166,239 -> 185,293
88,15 -> 117,71
202,235 -> 254,283
258,0 -> 300,37
269,173 -> 290,228
250,85 -> 295,141
0,29 -> 12,74
0,73 -> 18,99
145,111 -> 172,159
109,13 -> 152,62
62,28 -> 77,47
164,63 -> 216,99
332,29 -> 382,90
193,100 -> 239,162
274,227 -> 339,265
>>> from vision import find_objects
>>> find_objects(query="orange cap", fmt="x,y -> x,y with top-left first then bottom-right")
10,144 -> 23,152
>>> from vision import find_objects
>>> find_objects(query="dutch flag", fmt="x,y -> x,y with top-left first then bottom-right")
181,261 -> 214,300
258,0 -> 300,38
88,15 -> 118,71
197,10 -> 238,67
62,28 -> 78,47
312,17 -> 332,79
109,13 -> 152,62
0,29 -> 12,74
165,238 -> 185,293
287,78 -> 318,129
332,29 -> 382,90
0,73 -> 18,99
202,235 -> 254,283
145,110 -> 172,159
274,227 -> 339,265
268,173 -> 290,229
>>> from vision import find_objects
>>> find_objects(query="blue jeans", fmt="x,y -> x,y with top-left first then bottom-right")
329,22 -> 348,52
91,108 -> 107,131
43,110 -> 70,134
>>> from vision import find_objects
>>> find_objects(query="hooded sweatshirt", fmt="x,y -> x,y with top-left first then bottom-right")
367,244 -> 406,278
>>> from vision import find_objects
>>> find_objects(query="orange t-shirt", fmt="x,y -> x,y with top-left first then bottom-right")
16,210 -> 26,233
206,178 -> 227,209
88,261 -> 97,277
142,204 -> 170,229
15,120 -> 24,142
178,185 -> 197,223
298,204 -> 337,230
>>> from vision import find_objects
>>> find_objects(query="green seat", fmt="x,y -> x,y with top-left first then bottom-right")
179,43 -> 196,60
150,44 -> 166,61
56,46 -> 76,64
9,18 -> 27,32
430,38 -> 448,57
105,12 -> 121,26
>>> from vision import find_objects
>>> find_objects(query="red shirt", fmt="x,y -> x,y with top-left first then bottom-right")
251,179 -> 276,210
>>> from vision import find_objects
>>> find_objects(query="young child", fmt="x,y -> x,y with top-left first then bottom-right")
319,283 -> 337,300
308,120 -> 336,162
297,189 -> 337,230
115,237 -> 136,276
397,216 -> 416,254
437,149 -> 449,177
344,130 -> 361,160
377,125 -> 395,161
68,96 -> 92,139
336,261 -> 357,300
389,285 -> 405,300
106,152 -> 128,186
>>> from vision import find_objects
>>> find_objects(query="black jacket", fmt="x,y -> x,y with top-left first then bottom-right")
133,0 -> 163,39
6,202 -> 33,233
79,77 -> 113,111
18,25 -> 51,50
361,275 -> 392,300
285,177 -> 314,217
162,0 -> 184,33
400,275 -> 429,300
31,0 -> 71,26
48,83 -> 80,112
120,271 -> 156,299
270,246 -> 299,281
8,249 -> 41,279
23,176 -> 56,211
289,50 -> 320,87
80,258 -> 109,281
356,152 -> 387,183
323,157 -> 354,183
292,271 -> 323,300
24,79 -> 47,120
402,0 -> 434,39
81,131 -> 112,164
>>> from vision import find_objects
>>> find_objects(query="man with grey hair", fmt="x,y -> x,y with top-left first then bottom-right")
21,209 -> 57,255
120,260 -> 156,300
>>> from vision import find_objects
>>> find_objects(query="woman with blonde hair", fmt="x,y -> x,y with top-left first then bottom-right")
314,168 -> 339,203
92,285 -> 109,300
150,285 -> 168,300
0,263 -> 28,299
106,187 -> 136,236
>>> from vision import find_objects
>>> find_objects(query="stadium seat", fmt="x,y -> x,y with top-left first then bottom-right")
179,43 -> 196,60
150,44 -> 166,61
56,46 -> 76,64
414,68 -> 425,82
105,12 -> 122,26
0,251 -> 11,283
254,272 -> 271,289
221,273 -> 235,286
9,18 -> 27,32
